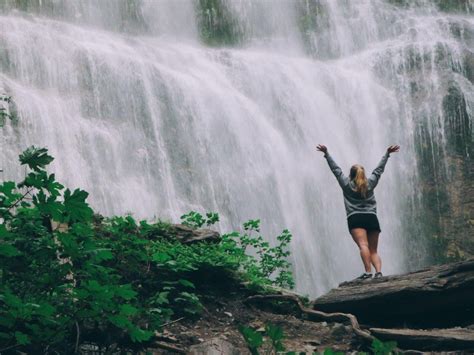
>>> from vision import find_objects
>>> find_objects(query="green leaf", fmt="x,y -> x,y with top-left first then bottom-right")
152,252 -> 171,263
0,181 -> 18,199
15,331 -> 30,345
35,303 -> 56,318
19,146 -> 54,172
36,197 -> 64,221
265,323 -> 283,342
371,338 -> 397,354
116,285 -> 137,300
129,328 -> 153,343
109,315 -> 131,328
324,349 -> 345,355
153,292 -> 169,305
0,243 -> 20,257
238,325 -> 263,350
120,304 -> 138,316
178,279 -> 195,289
86,248 -> 114,261
63,188 -> 93,223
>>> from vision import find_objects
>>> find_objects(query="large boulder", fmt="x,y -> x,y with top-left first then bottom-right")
312,259 -> 474,328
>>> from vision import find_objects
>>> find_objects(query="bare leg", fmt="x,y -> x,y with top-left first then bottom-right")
350,228 -> 371,273
368,230 -> 382,273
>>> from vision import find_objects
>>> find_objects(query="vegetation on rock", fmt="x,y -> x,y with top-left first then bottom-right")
0,147 -> 293,353
195,0 -> 243,46
0,95 -> 15,128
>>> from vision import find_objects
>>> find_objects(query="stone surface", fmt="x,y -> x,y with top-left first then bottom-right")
169,224 -> 221,244
188,337 -> 249,355
312,259 -> 474,328
370,327 -> 474,351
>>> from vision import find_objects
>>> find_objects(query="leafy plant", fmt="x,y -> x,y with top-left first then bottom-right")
265,323 -> 285,352
370,337 -> 398,354
238,325 -> 264,355
0,147 -> 295,353
0,95 -> 14,127
180,210 -> 219,228
322,338 -> 398,355
323,349 -> 345,355
227,219 -> 294,289
239,323 -> 286,355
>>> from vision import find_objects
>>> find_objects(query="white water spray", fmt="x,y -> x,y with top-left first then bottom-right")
0,0 -> 472,296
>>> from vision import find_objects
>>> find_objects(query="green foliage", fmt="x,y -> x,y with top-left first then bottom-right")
179,212 -> 294,289
323,349 -> 345,355
239,323 -> 286,355
0,95 -> 14,127
0,147 -> 295,353
238,323 -> 287,354
195,0 -> 243,46
19,146 -> 54,172
180,210 -> 219,228
265,323 -> 285,352
321,338 -> 398,355
370,337 -> 398,354
232,219 -> 294,289
238,325 -> 264,355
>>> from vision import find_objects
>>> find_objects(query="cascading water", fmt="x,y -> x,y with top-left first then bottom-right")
0,0 -> 472,296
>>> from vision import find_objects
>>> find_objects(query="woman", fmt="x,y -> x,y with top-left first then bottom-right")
316,144 -> 400,280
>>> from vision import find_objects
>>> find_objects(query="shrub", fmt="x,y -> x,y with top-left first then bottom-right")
0,147 -> 294,353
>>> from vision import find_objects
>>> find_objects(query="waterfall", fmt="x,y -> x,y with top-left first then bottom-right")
0,0 -> 472,296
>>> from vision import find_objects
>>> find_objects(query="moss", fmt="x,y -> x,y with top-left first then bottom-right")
435,0 -> 473,13
442,84 -> 472,157
463,50 -> 474,84
387,0 -> 473,12
195,0 -> 244,46
295,0 -> 332,57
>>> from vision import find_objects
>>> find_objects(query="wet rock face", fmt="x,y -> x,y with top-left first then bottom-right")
437,84 -> 473,259
434,0 -> 474,13
388,0 -> 474,13
411,75 -> 474,262
464,50 -> 474,84
443,85 -> 472,156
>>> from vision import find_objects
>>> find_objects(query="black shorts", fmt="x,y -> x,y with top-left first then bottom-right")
347,213 -> 381,233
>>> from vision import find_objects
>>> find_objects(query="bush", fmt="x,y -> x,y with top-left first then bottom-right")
0,147 -> 294,353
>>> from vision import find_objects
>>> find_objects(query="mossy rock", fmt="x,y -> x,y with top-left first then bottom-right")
195,0 -> 244,46
442,83 -> 472,156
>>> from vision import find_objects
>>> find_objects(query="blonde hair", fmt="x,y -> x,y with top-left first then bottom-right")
350,164 -> 368,198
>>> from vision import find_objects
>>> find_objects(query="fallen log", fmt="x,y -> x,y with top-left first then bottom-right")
312,258 -> 474,328
369,327 -> 474,351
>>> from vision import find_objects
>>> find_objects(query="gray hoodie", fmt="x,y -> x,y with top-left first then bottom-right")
323,151 -> 390,218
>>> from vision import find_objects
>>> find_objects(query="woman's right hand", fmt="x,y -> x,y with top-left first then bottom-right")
387,145 -> 400,154
316,144 -> 328,154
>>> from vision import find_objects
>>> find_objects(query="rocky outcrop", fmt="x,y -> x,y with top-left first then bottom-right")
166,224 -> 221,244
312,258 -> 474,329
370,327 -> 474,351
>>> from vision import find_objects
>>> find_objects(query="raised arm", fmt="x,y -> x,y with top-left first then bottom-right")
368,145 -> 400,189
316,144 -> 350,189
